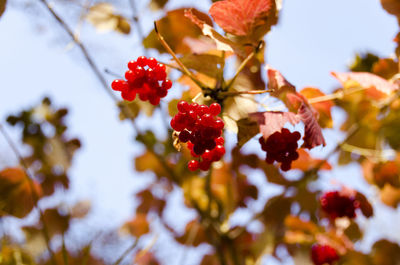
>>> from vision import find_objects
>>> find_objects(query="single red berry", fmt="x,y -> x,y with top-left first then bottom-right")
209,103 -> 221,116
125,70 -> 136,82
311,244 -> 339,265
188,160 -> 199,171
136,56 -> 147,67
177,100 -> 190,113
162,79 -> 173,90
215,137 -> 224,145
147,57 -> 158,68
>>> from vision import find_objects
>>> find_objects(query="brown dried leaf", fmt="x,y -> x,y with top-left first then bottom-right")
0,0 -> 6,18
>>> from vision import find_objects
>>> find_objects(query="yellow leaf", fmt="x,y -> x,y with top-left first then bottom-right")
86,3 -> 131,35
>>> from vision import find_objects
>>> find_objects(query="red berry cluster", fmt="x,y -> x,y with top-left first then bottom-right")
259,128 -> 300,171
320,191 -> 360,219
171,101 -> 225,171
111,56 -> 172,105
311,244 -> 339,265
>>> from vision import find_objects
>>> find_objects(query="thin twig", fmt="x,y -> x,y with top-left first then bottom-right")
128,0 -> 148,57
62,233 -> 69,265
113,239 -> 138,265
0,124 -> 57,265
220,89 -> 273,97
154,21 -> 208,90
224,41 -> 264,91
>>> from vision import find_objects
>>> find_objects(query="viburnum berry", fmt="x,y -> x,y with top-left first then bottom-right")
320,191 -> 360,219
311,244 -> 340,265
259,128 -> 301,171
171,101 -> 225,171
111,56 -> 171,105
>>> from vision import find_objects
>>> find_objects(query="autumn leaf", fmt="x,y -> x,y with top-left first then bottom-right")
149,0 -> 168,11
248,111 -> 300,139
381,0 -> 400,17
0,167 -> 42,218
373,58 -> 399,79
298,102 -> 326,149
184,9 -> 239,54
122,214 -> 150,238
371,239 -> 400,265
209,0 -> 278,40
175,219 -> 208,246
86,3 -> 131,34
236,118 -> 259,147
331,71 -> 398,99
300,87 -> 334,128
179,53 -> 224,79
355,192 -> 373,218
0,0 -> 6,19
291,149 -> 331,171
380,183 -> 400,208
135,252 -> 160,265
144,8 -> 213,54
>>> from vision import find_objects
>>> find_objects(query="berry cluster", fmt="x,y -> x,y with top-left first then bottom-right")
259,128 -> 301,171
171,101 -> 225,171
320,191 -> 360,219
111,56 -> 172,105
311,244 -> 339,265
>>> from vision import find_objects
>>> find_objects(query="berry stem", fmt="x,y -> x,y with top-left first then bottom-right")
154,21 -> 209,90
224,41 -> 264,91
104,68 -> 123,79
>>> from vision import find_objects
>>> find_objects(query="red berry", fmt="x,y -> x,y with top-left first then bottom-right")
111,79 -> 128,91
162,79 -> 173,90
147,57 -> 158,68
311,244 -> 339,265
209,103 -> 221,116
177,100 -> 190,113
215,137 -> 224,145
136,56 -> 147,67
188,160 -> 199,171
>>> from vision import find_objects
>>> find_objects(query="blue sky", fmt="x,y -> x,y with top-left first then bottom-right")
0,0 -> 399,264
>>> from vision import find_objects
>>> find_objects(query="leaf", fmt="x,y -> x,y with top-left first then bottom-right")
355,192 -> 373,218
249,111 -> 300,139
136,189 -> 166,216
371,240 -> 400,265
0,167 -> 41,218
122,214 -> 150,238
70,200 -> 91,219
381,0 -> 400,17
223,75 -> 259,132
331,71 -> 398,99
372,58 -> 399,79
135,252 -> 160,265
291,149 -> 331,171
298,102 -> 326,149
86,3 -> 131,34
382,109 -> 400,150
144,8 -> 213,54
236,118 -> 259,147
149,0 -> 168,11
179,53 -> 224,79
266,65 -> 298,109
175,219 -> 208,246
42,208 -> 70,236
184,9 -> 238,54
380,183 -> 400,208
284,215 -> 318,244
350,52 -> 380,73
209,0 -> 277,40
300,87 -> 334,128
135,151 -> 173,180
0,0 -> 6,18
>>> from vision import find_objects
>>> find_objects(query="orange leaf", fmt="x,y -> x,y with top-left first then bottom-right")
291,149 -> 331,171
0,167 -> 41,218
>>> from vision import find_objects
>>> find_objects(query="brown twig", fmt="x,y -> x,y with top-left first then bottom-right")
154,21 -> 209,90
113,239 -> 138,265
220,89 -> 273,97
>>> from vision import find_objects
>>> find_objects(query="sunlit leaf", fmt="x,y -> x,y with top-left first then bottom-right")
179,53 -> 224,79
70,200 -> 91,219
291,149 -> 331,171
380,183 -> 400,208
298,102 -> 326,149
175,219 -> 208,246
149,0 -> 168,11
209,0 -> 278,40
86,3 -> 131,34
300,87 -> 334,128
